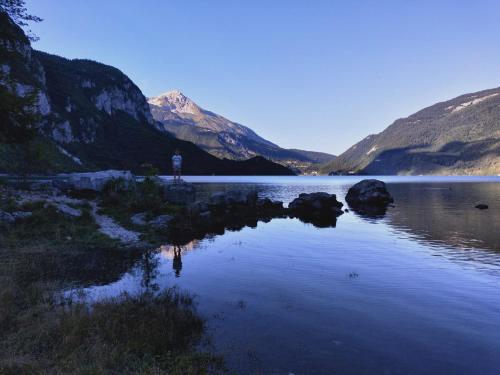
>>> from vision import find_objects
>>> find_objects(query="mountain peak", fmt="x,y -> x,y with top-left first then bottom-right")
161,89 -> 184,98
148,90 -> 199,115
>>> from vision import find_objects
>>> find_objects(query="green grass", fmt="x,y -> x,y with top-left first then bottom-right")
0,194 -> 224,374
98,178 -> 185,240
0,283 -> 224,374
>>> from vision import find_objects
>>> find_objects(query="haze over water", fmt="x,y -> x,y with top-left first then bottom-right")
81,176 -> 500,374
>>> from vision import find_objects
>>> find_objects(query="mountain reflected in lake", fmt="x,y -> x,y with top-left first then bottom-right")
385,182 -> 500,253
77,176 -> 500,374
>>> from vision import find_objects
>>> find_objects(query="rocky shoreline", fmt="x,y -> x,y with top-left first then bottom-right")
1,170 -> 396,248
0,171 -> 395,374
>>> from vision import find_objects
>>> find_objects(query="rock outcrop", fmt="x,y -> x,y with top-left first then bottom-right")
346,179 -> 394,207
289,192 -> 344,227
162,182 -> 196,205
207,190 -> 274,212
57,170 -> 135,192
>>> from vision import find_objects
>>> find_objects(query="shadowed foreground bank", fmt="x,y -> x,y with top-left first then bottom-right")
0,192 -> 223,374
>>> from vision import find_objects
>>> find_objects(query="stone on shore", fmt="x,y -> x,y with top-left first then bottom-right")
162,182 -> 196,205
131,212 -> 148,226
0,210 -> 15,225
150,214 -> 174,230
12,211 -> 33,220
345,179 -> 394,207
209,190 -> 260,209
45,202 -> 82,217
188,201 -> 210,217
29,181 -> 55,192
57,170 -> 135,192
209,192 -> 227,207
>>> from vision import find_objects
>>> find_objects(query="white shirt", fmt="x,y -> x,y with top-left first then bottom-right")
172,154 -> 182,167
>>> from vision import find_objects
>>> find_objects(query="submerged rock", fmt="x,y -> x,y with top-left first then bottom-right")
57,170 -> 135,192
345,179 -> 394,207
475,204 -> 489,210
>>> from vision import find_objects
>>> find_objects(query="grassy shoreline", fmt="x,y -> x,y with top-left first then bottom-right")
0,184 -> 224,374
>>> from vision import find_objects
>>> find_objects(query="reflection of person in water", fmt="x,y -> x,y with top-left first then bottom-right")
172,245 -> 182,277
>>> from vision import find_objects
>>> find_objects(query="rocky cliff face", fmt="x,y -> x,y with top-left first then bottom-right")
0,11 -> 50,117
322,88 -> 500,175
34,51 -> 156,147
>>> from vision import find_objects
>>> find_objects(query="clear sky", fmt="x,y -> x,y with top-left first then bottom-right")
25,0 -> 500,154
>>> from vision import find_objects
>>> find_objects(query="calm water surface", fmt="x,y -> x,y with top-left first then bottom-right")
82,176 -> 500,374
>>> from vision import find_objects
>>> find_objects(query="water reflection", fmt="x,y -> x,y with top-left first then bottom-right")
138,250 -> 160,293
76,177 -> 500,374
384,183 -> 500,254
347,204 -> 389,221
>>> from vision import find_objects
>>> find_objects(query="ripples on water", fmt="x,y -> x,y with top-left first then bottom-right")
79,176 -> 500,374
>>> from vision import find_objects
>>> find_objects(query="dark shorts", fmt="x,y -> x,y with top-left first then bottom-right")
173,165 -> 181,172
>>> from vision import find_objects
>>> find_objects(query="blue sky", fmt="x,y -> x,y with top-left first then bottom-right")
26,0 -> 500,154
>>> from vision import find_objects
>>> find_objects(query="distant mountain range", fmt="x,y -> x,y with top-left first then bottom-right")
322,88 -> 500,175
0,11 -> 293,176
148,91 -> 336,172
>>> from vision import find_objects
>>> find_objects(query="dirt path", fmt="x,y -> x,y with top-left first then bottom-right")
89,202 -> 141,245
14,190 -> 141,245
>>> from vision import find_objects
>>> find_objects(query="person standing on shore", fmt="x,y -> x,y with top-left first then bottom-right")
172,149 -> 182,182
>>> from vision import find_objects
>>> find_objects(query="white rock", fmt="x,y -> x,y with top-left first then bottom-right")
58,170 -> 135,192
52,120 -> 73,143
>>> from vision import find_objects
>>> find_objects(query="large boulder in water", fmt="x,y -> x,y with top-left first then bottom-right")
288,192 -> 343,228
289,192 -> 344,216
345,179 -> 394,207
57,170 -> 135,192
289,192 -> 344,227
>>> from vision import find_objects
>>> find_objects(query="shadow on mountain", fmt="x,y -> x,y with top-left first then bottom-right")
361,139 -> 500,175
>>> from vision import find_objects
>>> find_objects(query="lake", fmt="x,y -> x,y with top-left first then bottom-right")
79,176 -> 500,374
